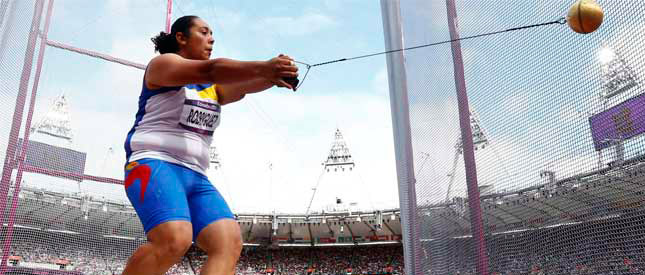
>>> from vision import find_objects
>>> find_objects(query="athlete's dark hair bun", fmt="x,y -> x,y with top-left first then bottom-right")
151,32 -> 178,54
151,15 -> 199,54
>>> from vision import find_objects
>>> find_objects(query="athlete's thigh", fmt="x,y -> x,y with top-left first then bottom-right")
124,158 -> 191,233
186,176 -> 235,241
195,219 -> 241,255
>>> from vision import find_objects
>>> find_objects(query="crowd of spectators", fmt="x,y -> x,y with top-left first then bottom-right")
5,238 -> 403,275
422,212 -> 645,274
6,235 -> 645,275
5,211 -> 645,275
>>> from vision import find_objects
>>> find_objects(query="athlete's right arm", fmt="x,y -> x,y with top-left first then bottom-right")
145,53 -> 298,88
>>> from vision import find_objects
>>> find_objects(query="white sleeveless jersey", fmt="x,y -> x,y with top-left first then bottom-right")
124,82 -> 221,175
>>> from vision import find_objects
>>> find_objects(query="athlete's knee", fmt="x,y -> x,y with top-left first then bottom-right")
149,222 -> 193,260
157,234 -> 192,259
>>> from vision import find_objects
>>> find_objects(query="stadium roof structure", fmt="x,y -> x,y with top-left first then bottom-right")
8,153 -> 645,247
419,154 -> 645,241
9,185 -> 402,246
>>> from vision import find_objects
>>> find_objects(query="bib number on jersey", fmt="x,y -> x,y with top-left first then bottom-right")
179,99 -> 220,135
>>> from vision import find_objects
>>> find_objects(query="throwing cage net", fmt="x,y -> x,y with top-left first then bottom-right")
383,0 -> 645,274
0,0 -> 192,274
4,0 -> 645,274
0,1 -> 401,275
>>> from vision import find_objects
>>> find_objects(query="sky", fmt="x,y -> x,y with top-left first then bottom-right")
1,0 -> 644,215
397,0 -> 645,206
0,0 -> 398,214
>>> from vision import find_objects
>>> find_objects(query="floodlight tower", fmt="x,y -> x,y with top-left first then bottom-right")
595,45 -> 639,167
306,128 -> 356,215
323,128 -> 356,172
30,93 -> 74,147
445,109 -> 489,202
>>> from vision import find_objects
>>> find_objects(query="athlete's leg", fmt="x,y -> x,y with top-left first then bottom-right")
187,175 -> 240,275
195,220 -> 242,275
122,159 -> 194,275
122,221 -> 193,275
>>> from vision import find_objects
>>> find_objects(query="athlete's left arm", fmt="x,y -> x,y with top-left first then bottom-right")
216,78 -> 275,105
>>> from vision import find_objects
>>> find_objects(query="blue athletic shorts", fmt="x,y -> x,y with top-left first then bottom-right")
123,158 -> 234,241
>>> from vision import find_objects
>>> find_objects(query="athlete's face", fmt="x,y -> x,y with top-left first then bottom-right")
177,18 -> 214,60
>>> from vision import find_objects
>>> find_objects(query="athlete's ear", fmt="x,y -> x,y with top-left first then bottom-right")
176,32 -> 188,46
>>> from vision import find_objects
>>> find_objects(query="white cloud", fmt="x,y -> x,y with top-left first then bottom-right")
9,0 -> 399,215
395,0 -> 645,208
212,83 -> 398,213
26,64 -> 398,213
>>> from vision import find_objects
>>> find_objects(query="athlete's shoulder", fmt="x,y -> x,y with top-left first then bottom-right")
148,53 -> 183,68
